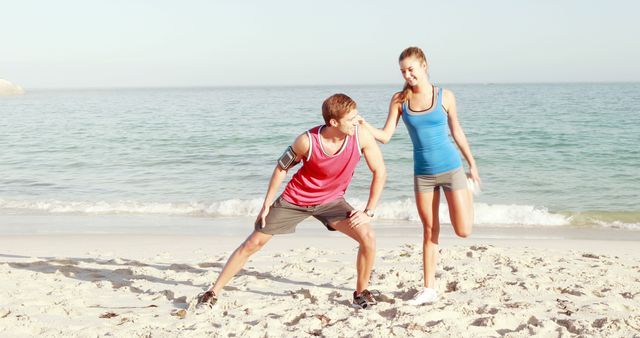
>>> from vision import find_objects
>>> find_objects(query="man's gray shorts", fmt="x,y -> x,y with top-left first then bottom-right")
255,196 -> 355,235
414,166 -> 467,193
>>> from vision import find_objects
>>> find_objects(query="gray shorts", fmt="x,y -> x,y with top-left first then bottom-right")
255,196 -> 355,235
414,167 -> 467,193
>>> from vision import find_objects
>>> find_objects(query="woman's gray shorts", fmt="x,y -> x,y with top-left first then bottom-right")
414,167 -> 467,193
255,196 -> 355,235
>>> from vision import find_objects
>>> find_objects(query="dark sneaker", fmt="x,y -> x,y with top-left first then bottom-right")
352,289 -> 379,309
196,290 -> 218,309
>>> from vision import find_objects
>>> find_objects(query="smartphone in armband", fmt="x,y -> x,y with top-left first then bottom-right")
278,146 -> 298,170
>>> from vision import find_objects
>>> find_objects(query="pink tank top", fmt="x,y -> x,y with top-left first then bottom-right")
281,125 -> 362,206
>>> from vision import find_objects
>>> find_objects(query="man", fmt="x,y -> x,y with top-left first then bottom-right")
198,93 -> 386,309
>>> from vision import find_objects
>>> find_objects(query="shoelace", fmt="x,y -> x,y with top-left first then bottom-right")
197,291 -> 217,308
364,289 -> 382,297
361,289 -> 382,304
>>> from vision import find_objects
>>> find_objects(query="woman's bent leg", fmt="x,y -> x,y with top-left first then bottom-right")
444,187 -> 474,238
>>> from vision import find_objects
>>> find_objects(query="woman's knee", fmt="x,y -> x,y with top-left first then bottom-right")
454,224 -> 473,238
451,208 -> 473,238
422,223 -> 439,239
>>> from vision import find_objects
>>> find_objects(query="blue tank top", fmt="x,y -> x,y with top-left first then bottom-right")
401,87 -> 462,175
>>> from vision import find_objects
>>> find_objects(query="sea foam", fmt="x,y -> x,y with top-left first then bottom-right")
0,197 -> 582,228
3,198 -> 639,230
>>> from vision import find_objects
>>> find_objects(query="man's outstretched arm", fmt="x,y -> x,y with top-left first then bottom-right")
256,133 -> 309,227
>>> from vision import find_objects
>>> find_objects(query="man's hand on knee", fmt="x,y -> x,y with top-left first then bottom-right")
348,210 -> 371,228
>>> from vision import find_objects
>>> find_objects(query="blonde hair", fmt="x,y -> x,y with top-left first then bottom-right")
322,93 -> 356,125
398,46 -> 428,103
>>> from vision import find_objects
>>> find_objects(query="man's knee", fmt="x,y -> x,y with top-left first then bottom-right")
240,235 -> 268,254
358,227 -> 376,250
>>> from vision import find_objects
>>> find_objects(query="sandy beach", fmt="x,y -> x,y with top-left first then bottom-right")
1,225 -> 639,337
4,0 -> 640,335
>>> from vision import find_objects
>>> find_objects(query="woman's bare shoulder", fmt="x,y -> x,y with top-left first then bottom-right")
390,91 -> 404,105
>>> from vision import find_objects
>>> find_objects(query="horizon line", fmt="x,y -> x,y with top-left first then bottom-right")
18,80 -> 640,91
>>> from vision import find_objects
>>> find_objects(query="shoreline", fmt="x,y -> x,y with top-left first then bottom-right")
2,213 -> 640,239
3,231 -> 638,251
2,229 -> 640,261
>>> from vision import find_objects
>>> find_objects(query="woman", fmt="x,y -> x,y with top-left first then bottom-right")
359,46 -> 481,305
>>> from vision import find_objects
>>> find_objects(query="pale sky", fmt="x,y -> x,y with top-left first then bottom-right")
2,0 -> 639,89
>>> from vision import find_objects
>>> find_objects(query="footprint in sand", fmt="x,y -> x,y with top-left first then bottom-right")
553,318 -> 586,335
475,305 -> 498,315
379,308 -> 398,320
197,262 -> 223,269
496,324 -> 531,336
469,245 -> 488,252
446,281 -> 459,292
470,316 -> 494,327
556,286 -> 585,297
327,290 -> 351,307
592,317 -> 609,329
288,288 -> 318,304
556,298 -> 578,316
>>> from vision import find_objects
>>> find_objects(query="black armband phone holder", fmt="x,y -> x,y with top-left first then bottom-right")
278,146 -> 299,170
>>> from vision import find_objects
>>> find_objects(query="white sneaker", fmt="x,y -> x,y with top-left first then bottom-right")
407,287 -> 438,305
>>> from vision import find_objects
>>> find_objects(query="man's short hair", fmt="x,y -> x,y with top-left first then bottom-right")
322,93 -> 356,125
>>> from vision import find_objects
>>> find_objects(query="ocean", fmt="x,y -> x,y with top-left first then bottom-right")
1,83 -> 639,234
